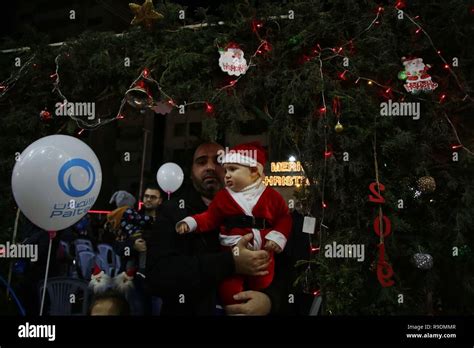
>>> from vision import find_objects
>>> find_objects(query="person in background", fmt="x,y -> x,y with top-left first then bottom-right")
140,183 -> 164,221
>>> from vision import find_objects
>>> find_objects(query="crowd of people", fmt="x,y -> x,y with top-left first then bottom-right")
12,141 -> 315,316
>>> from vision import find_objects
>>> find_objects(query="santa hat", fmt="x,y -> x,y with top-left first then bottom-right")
89,264 -> 112,294
220,141 -> 267,176
401,56 -> 421,65
113,267 -> 136,293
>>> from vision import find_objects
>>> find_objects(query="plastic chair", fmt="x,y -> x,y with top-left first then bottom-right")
76,251 -> 96,280
75,244 -> 93,254
114,254 -> 122,276
75,239 -> 93,250
95,255 -> 112,277
59,241 -> 70,256
97,244 -> 120,276
97,244 -> 115,264
38,277 -> 91,315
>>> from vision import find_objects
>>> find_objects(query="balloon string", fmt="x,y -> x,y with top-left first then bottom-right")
167,191 -> 171,200
39,230 -> 55,316
7,208 -> 21,300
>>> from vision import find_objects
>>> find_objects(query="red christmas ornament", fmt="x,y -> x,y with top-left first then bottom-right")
40,109 -> 52,122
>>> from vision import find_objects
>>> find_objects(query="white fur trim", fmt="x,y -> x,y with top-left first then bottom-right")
219,234 -> 241,247
265,230 -> 287,250
177,217 -> 197,233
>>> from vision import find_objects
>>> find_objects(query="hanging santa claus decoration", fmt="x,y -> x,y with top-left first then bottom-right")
399,57 -> 438,94
218,43 -> 248,76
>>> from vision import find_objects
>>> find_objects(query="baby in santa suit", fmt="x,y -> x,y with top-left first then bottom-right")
176,142 -> 292,306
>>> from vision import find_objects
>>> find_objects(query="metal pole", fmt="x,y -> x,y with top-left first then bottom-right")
138,128 -> 149,204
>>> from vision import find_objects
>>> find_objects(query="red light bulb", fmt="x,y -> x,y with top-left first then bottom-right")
338,70 -> 348,80
205,102 -> 214,114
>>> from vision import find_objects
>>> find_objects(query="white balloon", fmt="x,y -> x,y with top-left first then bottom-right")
156,162 -> 184,195
11,135 -> 102,231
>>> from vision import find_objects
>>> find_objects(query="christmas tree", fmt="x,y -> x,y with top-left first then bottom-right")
1,0 -> 473,315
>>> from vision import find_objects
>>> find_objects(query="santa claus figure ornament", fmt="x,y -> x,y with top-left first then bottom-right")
399,56 -> 438,94
218,43 -> 248,76
89,264 -> 112,294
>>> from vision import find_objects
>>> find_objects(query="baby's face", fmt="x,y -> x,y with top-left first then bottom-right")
223,163 -> 258,192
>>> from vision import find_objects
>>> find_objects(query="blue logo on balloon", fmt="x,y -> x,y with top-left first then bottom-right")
58,158 -> 96,197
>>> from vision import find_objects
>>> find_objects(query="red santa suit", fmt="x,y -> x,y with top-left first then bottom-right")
181,142 -> 292,305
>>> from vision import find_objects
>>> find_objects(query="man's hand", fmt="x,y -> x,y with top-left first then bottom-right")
224,291 -> 271,316
264,240 -> 282,253
232,234 -> 270,276
133,238 -> 147,252
176,222 -> 190,234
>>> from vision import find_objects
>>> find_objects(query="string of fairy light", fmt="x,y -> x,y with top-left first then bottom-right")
0,54 -> 36,99
1,3 -> 472,141
50,34 -> 271,132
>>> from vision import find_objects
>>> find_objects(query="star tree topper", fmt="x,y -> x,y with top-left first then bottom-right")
129,0 -> 164,29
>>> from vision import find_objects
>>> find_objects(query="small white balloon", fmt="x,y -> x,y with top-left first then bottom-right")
156,162 -> 184,196
11,135 -> 102,231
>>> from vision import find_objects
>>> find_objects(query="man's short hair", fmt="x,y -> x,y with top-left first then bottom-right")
191,141 -> 224,165
143,183 -> 164,197
143,182 -> 161,192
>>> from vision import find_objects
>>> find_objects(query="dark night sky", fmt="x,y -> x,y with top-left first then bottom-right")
0,0 -> 227,45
